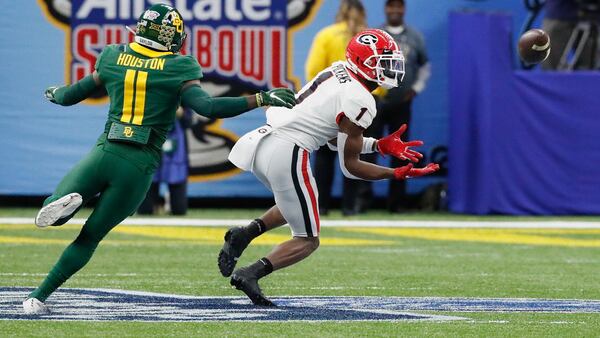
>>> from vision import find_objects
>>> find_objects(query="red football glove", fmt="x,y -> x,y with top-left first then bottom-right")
408,163 -> 440,177
393,163 -> 440,180
393,164 -> 413,180
377,124 -> 424,162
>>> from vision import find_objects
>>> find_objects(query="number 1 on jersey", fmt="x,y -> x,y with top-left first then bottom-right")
121,69 -> 148,125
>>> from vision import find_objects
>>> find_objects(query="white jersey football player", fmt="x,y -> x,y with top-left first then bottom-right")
219,29 -> 439,306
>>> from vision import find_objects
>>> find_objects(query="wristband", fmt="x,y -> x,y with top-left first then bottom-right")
256,93 -> 263,107
361,137 -> 377,154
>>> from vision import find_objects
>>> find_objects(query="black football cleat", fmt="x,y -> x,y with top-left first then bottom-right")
230,268 -> 275,307
218,227 -> 251,277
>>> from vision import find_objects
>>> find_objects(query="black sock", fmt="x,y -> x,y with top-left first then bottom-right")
247,257 -> 273,279
244,218 -> 266,239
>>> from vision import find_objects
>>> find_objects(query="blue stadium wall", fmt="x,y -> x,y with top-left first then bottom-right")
0,0 -> 531,199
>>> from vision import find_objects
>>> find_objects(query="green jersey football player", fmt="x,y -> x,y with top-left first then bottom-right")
23,3 -> 296,314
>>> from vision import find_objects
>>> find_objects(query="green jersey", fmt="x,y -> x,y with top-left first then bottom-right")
95,42 -> 202,157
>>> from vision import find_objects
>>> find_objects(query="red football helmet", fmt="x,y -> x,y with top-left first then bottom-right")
346,29 -> 405,89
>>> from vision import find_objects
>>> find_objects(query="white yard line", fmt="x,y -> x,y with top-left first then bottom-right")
2,217 -> 600,228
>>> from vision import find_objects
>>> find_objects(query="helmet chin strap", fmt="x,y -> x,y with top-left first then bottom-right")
377,68 -> 399,89
346,60 -> 377,84
380,81 -> 396,90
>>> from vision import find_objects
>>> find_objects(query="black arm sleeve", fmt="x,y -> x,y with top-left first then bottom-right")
180,85 -> 252,118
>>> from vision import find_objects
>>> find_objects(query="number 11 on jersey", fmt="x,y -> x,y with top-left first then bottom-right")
121,69 -> 148,125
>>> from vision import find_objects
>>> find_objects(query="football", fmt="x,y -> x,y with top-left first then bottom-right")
518,29 -> 551,65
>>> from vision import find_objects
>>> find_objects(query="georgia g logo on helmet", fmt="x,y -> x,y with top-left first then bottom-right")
346,29 -> 406,89
357,34 -> 378,45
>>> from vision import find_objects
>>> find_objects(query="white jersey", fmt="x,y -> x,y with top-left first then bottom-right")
267,61 -> 377,152
228,62 -> 376,236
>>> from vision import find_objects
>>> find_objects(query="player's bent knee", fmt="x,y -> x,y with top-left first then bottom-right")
310,237 -> 320,251
300,236 -> 320,252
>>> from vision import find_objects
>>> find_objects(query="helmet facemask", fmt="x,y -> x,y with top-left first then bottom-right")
365,50 -> 405,89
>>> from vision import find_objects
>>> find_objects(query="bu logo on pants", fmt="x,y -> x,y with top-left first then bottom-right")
123,127 -> 134,138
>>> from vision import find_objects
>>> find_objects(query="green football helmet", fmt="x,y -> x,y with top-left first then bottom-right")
134,4 -> 186,53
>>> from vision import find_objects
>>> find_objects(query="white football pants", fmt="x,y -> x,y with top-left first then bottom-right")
252,134 -> 320,237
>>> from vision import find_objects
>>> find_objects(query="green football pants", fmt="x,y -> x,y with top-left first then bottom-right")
30,141 -> 154,301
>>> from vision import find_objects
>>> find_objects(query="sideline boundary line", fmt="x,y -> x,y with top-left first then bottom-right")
2,217 -> 600,228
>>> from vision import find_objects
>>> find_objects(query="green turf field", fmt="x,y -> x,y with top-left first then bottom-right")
1,208 -> 599,337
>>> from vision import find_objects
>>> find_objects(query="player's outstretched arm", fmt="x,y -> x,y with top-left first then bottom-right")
180,80 -> 296,119
328,124 -> 423,161
337,116 -> 398,180
45,71 -> 102,106
337,116 -> 440,180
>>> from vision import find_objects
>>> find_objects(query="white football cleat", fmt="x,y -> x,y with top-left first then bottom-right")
35,192 -> 82,228
23,298 -> 50,315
